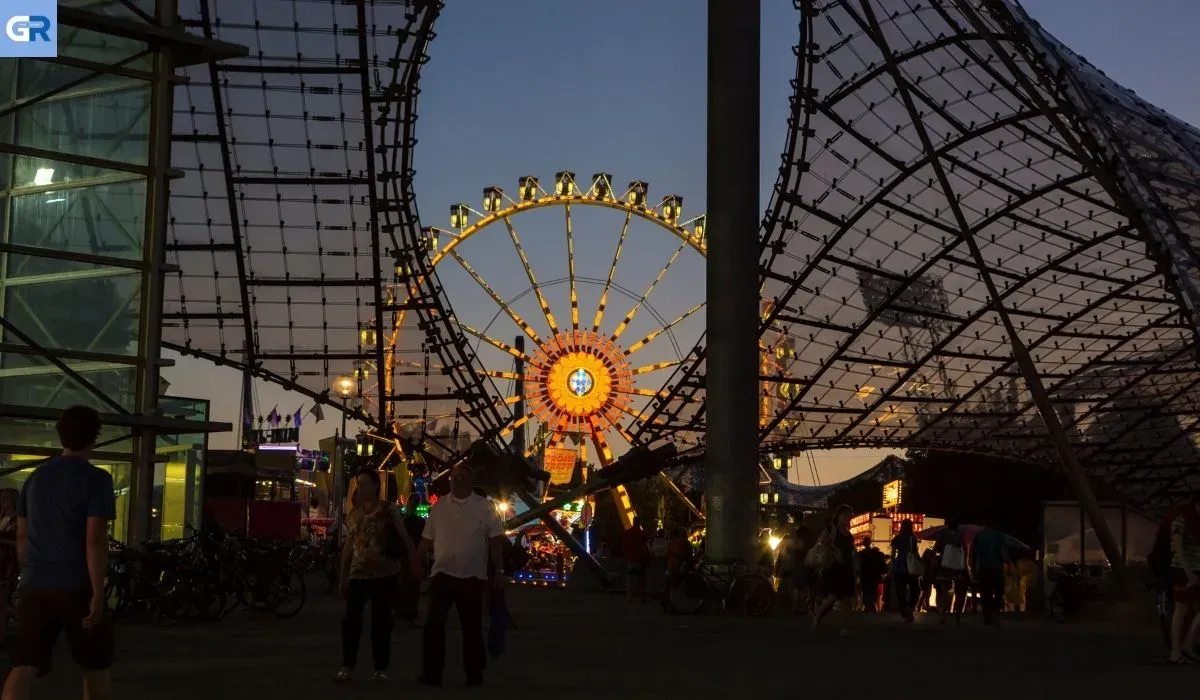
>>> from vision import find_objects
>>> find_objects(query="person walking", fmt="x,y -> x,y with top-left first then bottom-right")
334,469 -> 417,683
2,406 -> 115,700
416,464 -> 505,687
622,517 -> 650,603
933,518 -> 969,625
812,505 -> 858,635
971,525 -> 1009,626
889,519 -> 921,622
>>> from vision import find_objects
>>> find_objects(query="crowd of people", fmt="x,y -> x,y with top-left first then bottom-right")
768,506 -> 1038,634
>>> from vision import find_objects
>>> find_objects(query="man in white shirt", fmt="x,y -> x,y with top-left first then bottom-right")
414,464 -> 504,687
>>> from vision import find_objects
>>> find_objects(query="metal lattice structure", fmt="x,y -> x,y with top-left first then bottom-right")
166,0 -> 511,455
636,0 -> 1200,509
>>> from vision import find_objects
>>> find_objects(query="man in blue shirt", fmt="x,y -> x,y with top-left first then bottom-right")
2,406 -> 116,700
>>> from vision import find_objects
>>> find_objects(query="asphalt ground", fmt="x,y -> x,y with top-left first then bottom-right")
4,584 -> 1193,699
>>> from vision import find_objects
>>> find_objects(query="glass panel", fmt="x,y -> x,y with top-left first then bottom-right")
155,396 -> 210,541
0,354 -> 138,413
13,86 -> 150,167
57,28 -> 151,69
6,180 -> 146,259
1,266 -> 141,357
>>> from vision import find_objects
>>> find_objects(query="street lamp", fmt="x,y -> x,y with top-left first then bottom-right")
333,374 -> 355,436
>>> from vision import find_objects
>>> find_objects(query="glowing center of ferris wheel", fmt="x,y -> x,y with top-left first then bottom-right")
568,368 -> 595,398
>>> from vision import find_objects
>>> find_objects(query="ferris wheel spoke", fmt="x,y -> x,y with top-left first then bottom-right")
610,241 -> 687,342
588,417 -> 615,465
593,408 -> 637,445
613,386 -> 667,399
499,409 -> 537,438
565,202 -> 580,332
481,369 -> 524,381
447,249 -> 544,346
591,209 -> 632,333
502,215 -> 561,339
629,360 -> 682,375
622,301 -> 705,357
457,322 -> 538,364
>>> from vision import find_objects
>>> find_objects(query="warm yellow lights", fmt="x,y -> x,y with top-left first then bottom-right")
546,352 -> 612,417
661,194 -> 682,224
518,175 -> 539,202
627,180 -> 648,206
769,534 -> 782,551
359,324 -> 377,347
554,171 -> 576,196
333,375 -> 356,399
482,187 -> 503,213
591,172 -> 613,198
694,214 -> 705,241
450,203 -> 470,228
421,226 -> 439,253
496,501 -> 511,514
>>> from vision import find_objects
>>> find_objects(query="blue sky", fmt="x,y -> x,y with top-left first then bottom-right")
165,0 -> 1200,485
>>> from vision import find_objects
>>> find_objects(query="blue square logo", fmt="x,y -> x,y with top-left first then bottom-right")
1,0 -> 57,58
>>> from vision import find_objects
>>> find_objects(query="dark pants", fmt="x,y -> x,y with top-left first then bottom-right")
342,577 -> 397,671
422,573 -> 485,682
937,575 -> 969,618
893,572 -> 918,616
977,567 -> 1005,623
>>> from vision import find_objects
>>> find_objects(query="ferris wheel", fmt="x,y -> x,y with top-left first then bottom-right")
385,171 -> 706,475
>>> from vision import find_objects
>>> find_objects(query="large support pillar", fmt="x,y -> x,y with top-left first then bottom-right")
704,0 -> 760,563
130,0 -> 178,547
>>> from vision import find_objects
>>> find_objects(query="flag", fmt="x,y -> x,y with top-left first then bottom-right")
294,406 -> 303,428
309,403 -> 325,423
267,405 -> 280,426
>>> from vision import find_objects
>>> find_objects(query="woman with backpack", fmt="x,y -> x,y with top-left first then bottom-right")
335,468 -> 418,683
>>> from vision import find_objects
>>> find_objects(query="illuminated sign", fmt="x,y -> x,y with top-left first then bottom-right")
882,479 -> 903,510
543,447 -> 577,485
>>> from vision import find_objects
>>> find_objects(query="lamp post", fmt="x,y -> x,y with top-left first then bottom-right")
333,374 -> 355,437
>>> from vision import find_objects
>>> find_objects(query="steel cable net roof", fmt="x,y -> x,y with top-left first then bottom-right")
636,0 -> 1200,508
164,0 -> 505,441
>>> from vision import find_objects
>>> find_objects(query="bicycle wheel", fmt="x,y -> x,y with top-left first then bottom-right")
726,574 -> 774,617
667,572 -> 707,615
271,571 -> 307,618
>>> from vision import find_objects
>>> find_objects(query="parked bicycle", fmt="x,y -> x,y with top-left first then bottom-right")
666,559 -> 774,617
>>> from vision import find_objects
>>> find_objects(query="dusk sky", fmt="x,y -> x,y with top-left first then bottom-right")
164,0 -> 1200,485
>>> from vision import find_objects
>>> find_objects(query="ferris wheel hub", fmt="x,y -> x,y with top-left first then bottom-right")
530,331 -> 633,432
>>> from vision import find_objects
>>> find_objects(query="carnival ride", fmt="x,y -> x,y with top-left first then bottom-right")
162,0 -> 1200,573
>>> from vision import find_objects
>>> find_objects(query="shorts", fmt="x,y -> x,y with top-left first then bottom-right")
12,588 -> 114,672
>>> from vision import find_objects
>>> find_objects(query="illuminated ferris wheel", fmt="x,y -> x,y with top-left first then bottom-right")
387,171 -> 706,470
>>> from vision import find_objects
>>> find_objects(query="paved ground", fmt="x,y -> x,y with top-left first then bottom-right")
6,585 -> 1194,699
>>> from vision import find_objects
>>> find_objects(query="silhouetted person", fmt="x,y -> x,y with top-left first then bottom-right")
622,517 -> 650,603
972,525 -> 1008,626
858,538 -> 887,612
890,519 -> 921,622
416,464 -> 504,686
3,406 -> 115,700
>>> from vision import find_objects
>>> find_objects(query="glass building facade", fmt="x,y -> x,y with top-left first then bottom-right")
0,2 -> 239,541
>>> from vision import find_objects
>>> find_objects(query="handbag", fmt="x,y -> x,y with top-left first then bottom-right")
804,529 -> 830,568
941,543 -> 965,571
905,551 -> 925,578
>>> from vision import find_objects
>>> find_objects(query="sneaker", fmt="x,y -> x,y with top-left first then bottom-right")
372,671 -> 388,681
333,668 -> 352,683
